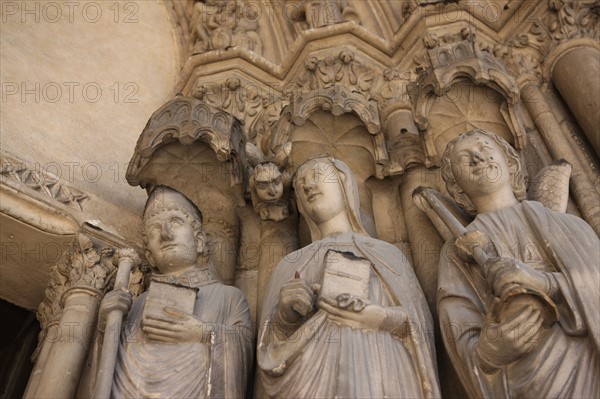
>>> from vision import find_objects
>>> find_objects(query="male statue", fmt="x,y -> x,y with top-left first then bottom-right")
257,156 -> 440,398
93,186 -> 253,398
437,129 -> 599,398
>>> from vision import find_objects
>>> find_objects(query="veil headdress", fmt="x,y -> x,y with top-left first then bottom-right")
293,156 -> 369,241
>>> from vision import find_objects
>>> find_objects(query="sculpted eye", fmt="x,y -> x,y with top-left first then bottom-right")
170,217 -> 184,226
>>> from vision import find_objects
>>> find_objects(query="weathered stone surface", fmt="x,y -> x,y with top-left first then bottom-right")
3,1 -> 600,397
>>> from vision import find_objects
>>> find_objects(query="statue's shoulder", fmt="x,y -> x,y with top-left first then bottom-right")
356,234 -> 406,256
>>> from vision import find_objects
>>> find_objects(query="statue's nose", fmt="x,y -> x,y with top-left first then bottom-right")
470,151 -> 485,165
303,182 -> 315,194
160,221 -> 173,241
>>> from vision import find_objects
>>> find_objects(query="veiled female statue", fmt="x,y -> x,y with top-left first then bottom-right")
437,130 -> 599,398
257,156 -> 440,398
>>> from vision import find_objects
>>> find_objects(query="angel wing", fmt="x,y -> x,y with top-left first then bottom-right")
527,159 -> 571,213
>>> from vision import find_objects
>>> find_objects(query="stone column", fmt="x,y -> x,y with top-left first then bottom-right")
399,166 -> 445,313
23,323 -> 59,398
551,45 -> 600,155
522,81 -> 600,235
256,218 -> 298,317
33,287 -> 101,398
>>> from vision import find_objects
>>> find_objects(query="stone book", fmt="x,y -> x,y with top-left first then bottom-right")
142,280 -> 197,322
319,250 -> 370,303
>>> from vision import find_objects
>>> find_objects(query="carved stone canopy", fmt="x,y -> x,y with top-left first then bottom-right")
126,96 -> 245,188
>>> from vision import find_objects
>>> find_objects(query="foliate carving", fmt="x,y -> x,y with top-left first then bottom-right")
548,0 -> 599,41
483,43 -> 542,84
33,233 -> 118,361
506,0 -> 599,70
0,155 -> 88,210
192,77 -> 277,132
126,96 -> 245,187
296,50 -> 376,95
189,0 -> 262,55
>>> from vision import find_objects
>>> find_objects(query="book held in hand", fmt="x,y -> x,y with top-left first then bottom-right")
142,280 -> 197,323
319,250 -> 370,304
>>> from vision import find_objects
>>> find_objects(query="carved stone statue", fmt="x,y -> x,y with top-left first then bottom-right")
437,130 -> 600,398
88,186 -> 253,398
249,161 -> 290,221
257,157 -> 440,398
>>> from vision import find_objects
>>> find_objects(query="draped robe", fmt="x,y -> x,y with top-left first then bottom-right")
258,232 -> 440,398
81,266 -> 253,399
438,201 -> 600,398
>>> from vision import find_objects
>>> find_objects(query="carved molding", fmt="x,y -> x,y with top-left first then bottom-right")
126,96 -> 246,187
1,155 -> 88,211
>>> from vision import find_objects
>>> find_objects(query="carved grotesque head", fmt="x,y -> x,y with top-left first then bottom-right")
253,162 -> 284,204
442,129 -> 527,214
142,186 -> 207,273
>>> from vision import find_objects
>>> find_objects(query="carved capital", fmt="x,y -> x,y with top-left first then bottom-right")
509,1 -> 599,81
33,232 -> 115,359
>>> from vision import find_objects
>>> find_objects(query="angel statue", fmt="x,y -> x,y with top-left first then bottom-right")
257,156 -> 440,398
424,129 -> 599,398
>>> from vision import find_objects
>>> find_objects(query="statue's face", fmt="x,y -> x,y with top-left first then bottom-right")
144,209 -> 200,273
295,160 -> 346,224
255,165 -> 283,203
449,133 -> 511,198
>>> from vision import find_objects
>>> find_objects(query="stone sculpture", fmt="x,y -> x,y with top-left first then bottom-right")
94,186 -> 253,398
257,156 -> 440,398
437,129 -> 600,398
249,161 -> 290,222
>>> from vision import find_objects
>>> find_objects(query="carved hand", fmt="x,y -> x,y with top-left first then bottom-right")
277,278 -> 318,325
142,307 -> 210,344
476,305 -> 544,372
319,294 -> 409,336
455,230 -> 495,262
98,288 -> 132,331
485,257 -> 549,297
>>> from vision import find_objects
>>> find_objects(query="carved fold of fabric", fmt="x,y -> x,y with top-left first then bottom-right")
438,201 -> 600,399
258,232 -> 440,399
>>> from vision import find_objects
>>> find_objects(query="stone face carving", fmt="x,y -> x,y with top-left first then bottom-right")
257,157 -> 440,398
436,130 -> 600,398
249,161 -> 290,222
95,186 -> 253,398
